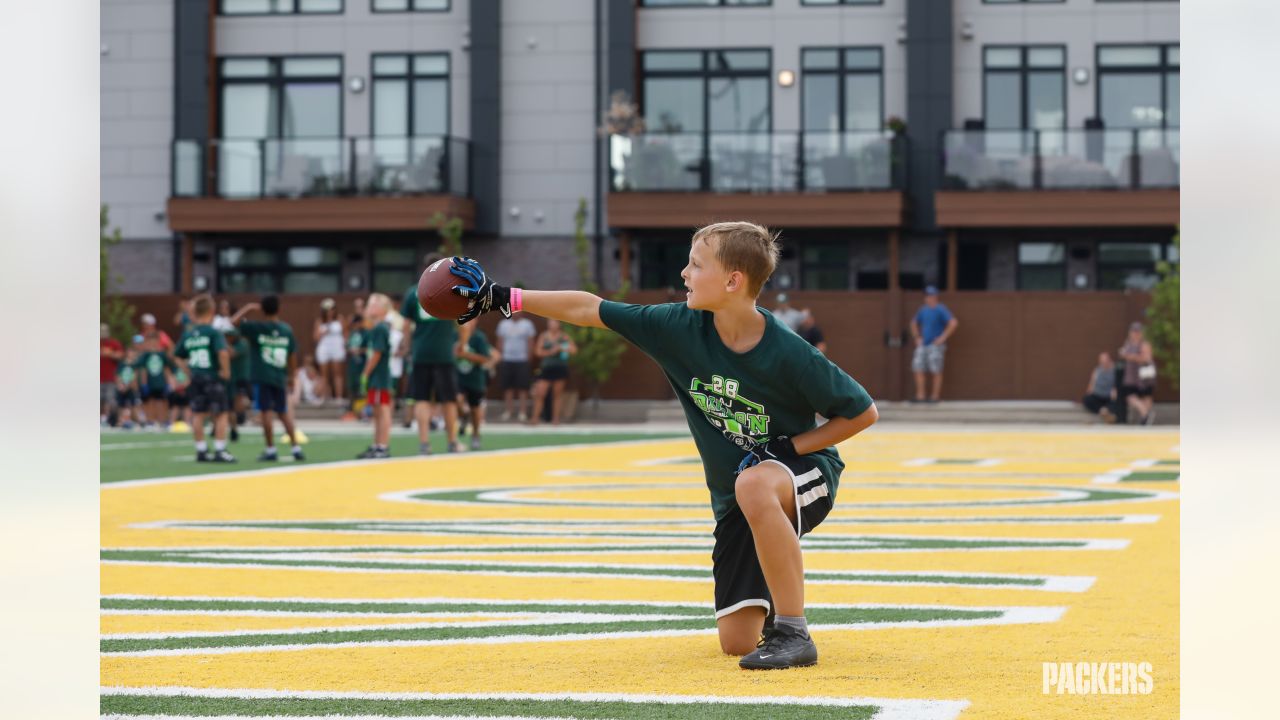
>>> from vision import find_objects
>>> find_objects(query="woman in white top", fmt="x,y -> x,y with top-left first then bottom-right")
313,298 -> 346,402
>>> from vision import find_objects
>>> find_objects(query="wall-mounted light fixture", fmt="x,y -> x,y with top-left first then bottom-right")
1072,67 -> 1091,85
193,275 -> 210,292
348,76 -> 366,93
347,275 -> 364,291
960,19 -> 975,40
777,69 -> 795,88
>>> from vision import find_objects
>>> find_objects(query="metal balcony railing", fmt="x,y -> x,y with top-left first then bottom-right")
172,136 -> 471,198
941,128 -> 1179,190
609,131 -> 906,193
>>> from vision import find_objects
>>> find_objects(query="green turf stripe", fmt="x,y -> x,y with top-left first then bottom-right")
1120,471 -> 1180,482
100,598 -> 708,615
101,607 -> 1002,653
1155,459 -> 1180,466
99,695 -> 879,719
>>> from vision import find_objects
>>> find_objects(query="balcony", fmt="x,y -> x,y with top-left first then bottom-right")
936,129 -> 1179,228
606,132 -> 906,229
167,136 -> 473,233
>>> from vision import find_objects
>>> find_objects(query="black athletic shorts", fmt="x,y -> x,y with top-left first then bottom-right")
712,453 -> 834,621
461,387 -> 485,408
497,361 -> 532,391
411,363 -> 459,403
538,365 -> 569,382
188,375 -> 228,415
253,383 -> 288,414
168,389 -> 188,408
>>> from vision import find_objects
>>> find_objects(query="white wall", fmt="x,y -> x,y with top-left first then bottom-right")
952,0 -> 1179,127
637,0 -> 908,132
101,0 -> 174,243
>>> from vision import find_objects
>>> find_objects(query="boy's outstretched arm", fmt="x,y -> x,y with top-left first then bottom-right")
791,403 -> 879,455
447,257 -> 605,329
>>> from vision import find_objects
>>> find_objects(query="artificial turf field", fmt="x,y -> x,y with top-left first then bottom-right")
101,426 -> 1178,719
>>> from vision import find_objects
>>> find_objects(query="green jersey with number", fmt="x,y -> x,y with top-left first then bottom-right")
228,336 -> 250,384
402,287 -> 459,364
138,351 -> 174,391
362,322 -> 393,390
598,301 -> 874,521
174,324 -> 227,379
240,320 -> 296,388
456,329 -> 492,393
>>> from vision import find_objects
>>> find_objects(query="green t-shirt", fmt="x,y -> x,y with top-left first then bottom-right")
538,335 -> 572,371
402,287 -> 459,364
347,327 -> 366,372
599,301 -> 874,521
116,362 -> 136,387
174,324 -> 228,379
362,322 -> 393,390
240,320 -> 296,388
228,337 -> 250,384
456,329 -> 492,393
137,351 -> 174,391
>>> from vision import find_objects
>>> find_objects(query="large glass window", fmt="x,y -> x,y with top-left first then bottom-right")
371,247 -> 420,295
641,0 -> 769,6
983,46 -> 1066,130
1017,242 -> 1066,290
218,56 -> 343,197
218,246 -> 342,294
1098,44 -> 1178,128
638,239 -> 691,290
221,0 -> 342,15
1096,242 -> 1177,291
801,243 -> 850,290
802,47 -> 882,132
372,0 -> 449,11
369,54 -> 451,193
801,0 -> 882,5
642,49 -> 771,134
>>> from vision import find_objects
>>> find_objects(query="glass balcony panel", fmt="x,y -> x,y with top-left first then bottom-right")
1137,128 -> 1179,188
803,132 -> 893,190
173,140 -> 201,196
943,130 -> 1035,189
609,134 -> 704,191
262,138 -> 345,197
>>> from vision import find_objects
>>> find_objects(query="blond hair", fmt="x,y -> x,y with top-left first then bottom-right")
192,293 -> 215,318
691,221 -> 780,298
366,293 -> 391,314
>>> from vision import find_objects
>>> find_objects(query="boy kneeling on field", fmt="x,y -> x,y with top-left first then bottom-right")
440,221 -> 878,670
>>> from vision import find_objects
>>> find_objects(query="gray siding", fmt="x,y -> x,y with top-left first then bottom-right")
101,0 -> 174,248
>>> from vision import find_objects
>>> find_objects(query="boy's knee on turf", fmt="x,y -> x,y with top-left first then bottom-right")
735,467 -> 785,519
719,632 -> 758,656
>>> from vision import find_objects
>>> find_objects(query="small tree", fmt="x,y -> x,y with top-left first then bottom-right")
1145,232 -> 1179,390
429,211 -> 465,257
100,205 -> 136,342
564,198 -> 630,415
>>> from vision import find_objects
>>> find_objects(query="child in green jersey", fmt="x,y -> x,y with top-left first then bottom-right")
231,295 -> 305,462
445,221 -> 879,670
174,294 -> 235,463
357,293 -> 394,459
136,337 -> 176,430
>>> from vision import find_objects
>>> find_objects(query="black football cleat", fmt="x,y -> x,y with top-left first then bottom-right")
196,451 -> 210,462
212,450 -> 237,463
738,624 -> 818,670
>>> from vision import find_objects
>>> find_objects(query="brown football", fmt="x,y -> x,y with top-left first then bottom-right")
415,257 -> 472,320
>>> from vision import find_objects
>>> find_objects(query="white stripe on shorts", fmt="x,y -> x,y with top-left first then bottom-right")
760,459 -> 826,537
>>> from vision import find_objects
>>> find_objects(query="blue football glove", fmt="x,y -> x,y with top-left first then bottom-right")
449,256 -> 512,325
735,435 -> 800,475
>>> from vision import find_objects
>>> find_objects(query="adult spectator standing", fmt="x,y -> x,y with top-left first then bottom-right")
100,323 -> 124,424
495,311 -> 538,422
139,313 -> 173,352
910,286 -> 959,404
313,298 -> 346,402
1082,352 -> 1119,423
1117,322 -> 1157,425
797,310 -> 827,354
529,318 -> 578,427
773,293 -> 806,332
401,255 -> 467,454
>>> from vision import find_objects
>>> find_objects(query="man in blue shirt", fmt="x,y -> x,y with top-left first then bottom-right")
910,286 -> 959,403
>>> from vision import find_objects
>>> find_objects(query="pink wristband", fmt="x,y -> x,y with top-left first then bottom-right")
510,287 -> 523,312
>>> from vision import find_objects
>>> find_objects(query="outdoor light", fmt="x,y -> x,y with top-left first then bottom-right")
777,70 -> 795,88
1073,67 -> 1091,85
347,275 -> 364,290
193,275 -> 209,292
348,76 -> 366,93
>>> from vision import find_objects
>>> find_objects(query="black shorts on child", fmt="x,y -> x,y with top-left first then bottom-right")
188,375 -> 228,415
712,451 -> 833,621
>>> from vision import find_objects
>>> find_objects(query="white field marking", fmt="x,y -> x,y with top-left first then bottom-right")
975,458 -> 1003,467
101,609 -> 556,619
102,436 -> 693,490
100,606 -> 1064,657
903,458 -> 936,466
100,613 -> 697,640
128,514 -> 1160,535
901,458 -> 1002,467
98,686 -> 970,720
100,440 -> 196,451
1092,470 -> 1130,484
1130,458 -> 1159,468
632,455 -> 701,467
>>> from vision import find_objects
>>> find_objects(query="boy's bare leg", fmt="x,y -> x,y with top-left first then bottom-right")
192,413 -> 207,443
261,410 -> 275,449
735,464 -> 803,616
443,402 -> 459,445
376,404 -> 392,446
930,371 -> 944,401
414,401 -> 432,444
213,412 -> 227,442
913,371 -> 926,401
279,411 -> 299,446
716,606 -> 767,656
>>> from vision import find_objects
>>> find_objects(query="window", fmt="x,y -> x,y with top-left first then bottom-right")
218,56 -> 343,197
1017,242 -> 1066,290
221,0 -> 342,14
371,247 -> 420,295
642,49 -> 771,134
983,46 -> 1066,130
981,0 -> 1063,4
638,239 -> 691,290
802,47 -> 883,132
801,243 -> 850,290
371,54 -> 450,138
218,246 -> 342,294
641,0 -> 769,6
1096,242 -> 1176,290
801,0 -> 882,5
1098,44 -> 1178,128
372,0 -> 448,11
